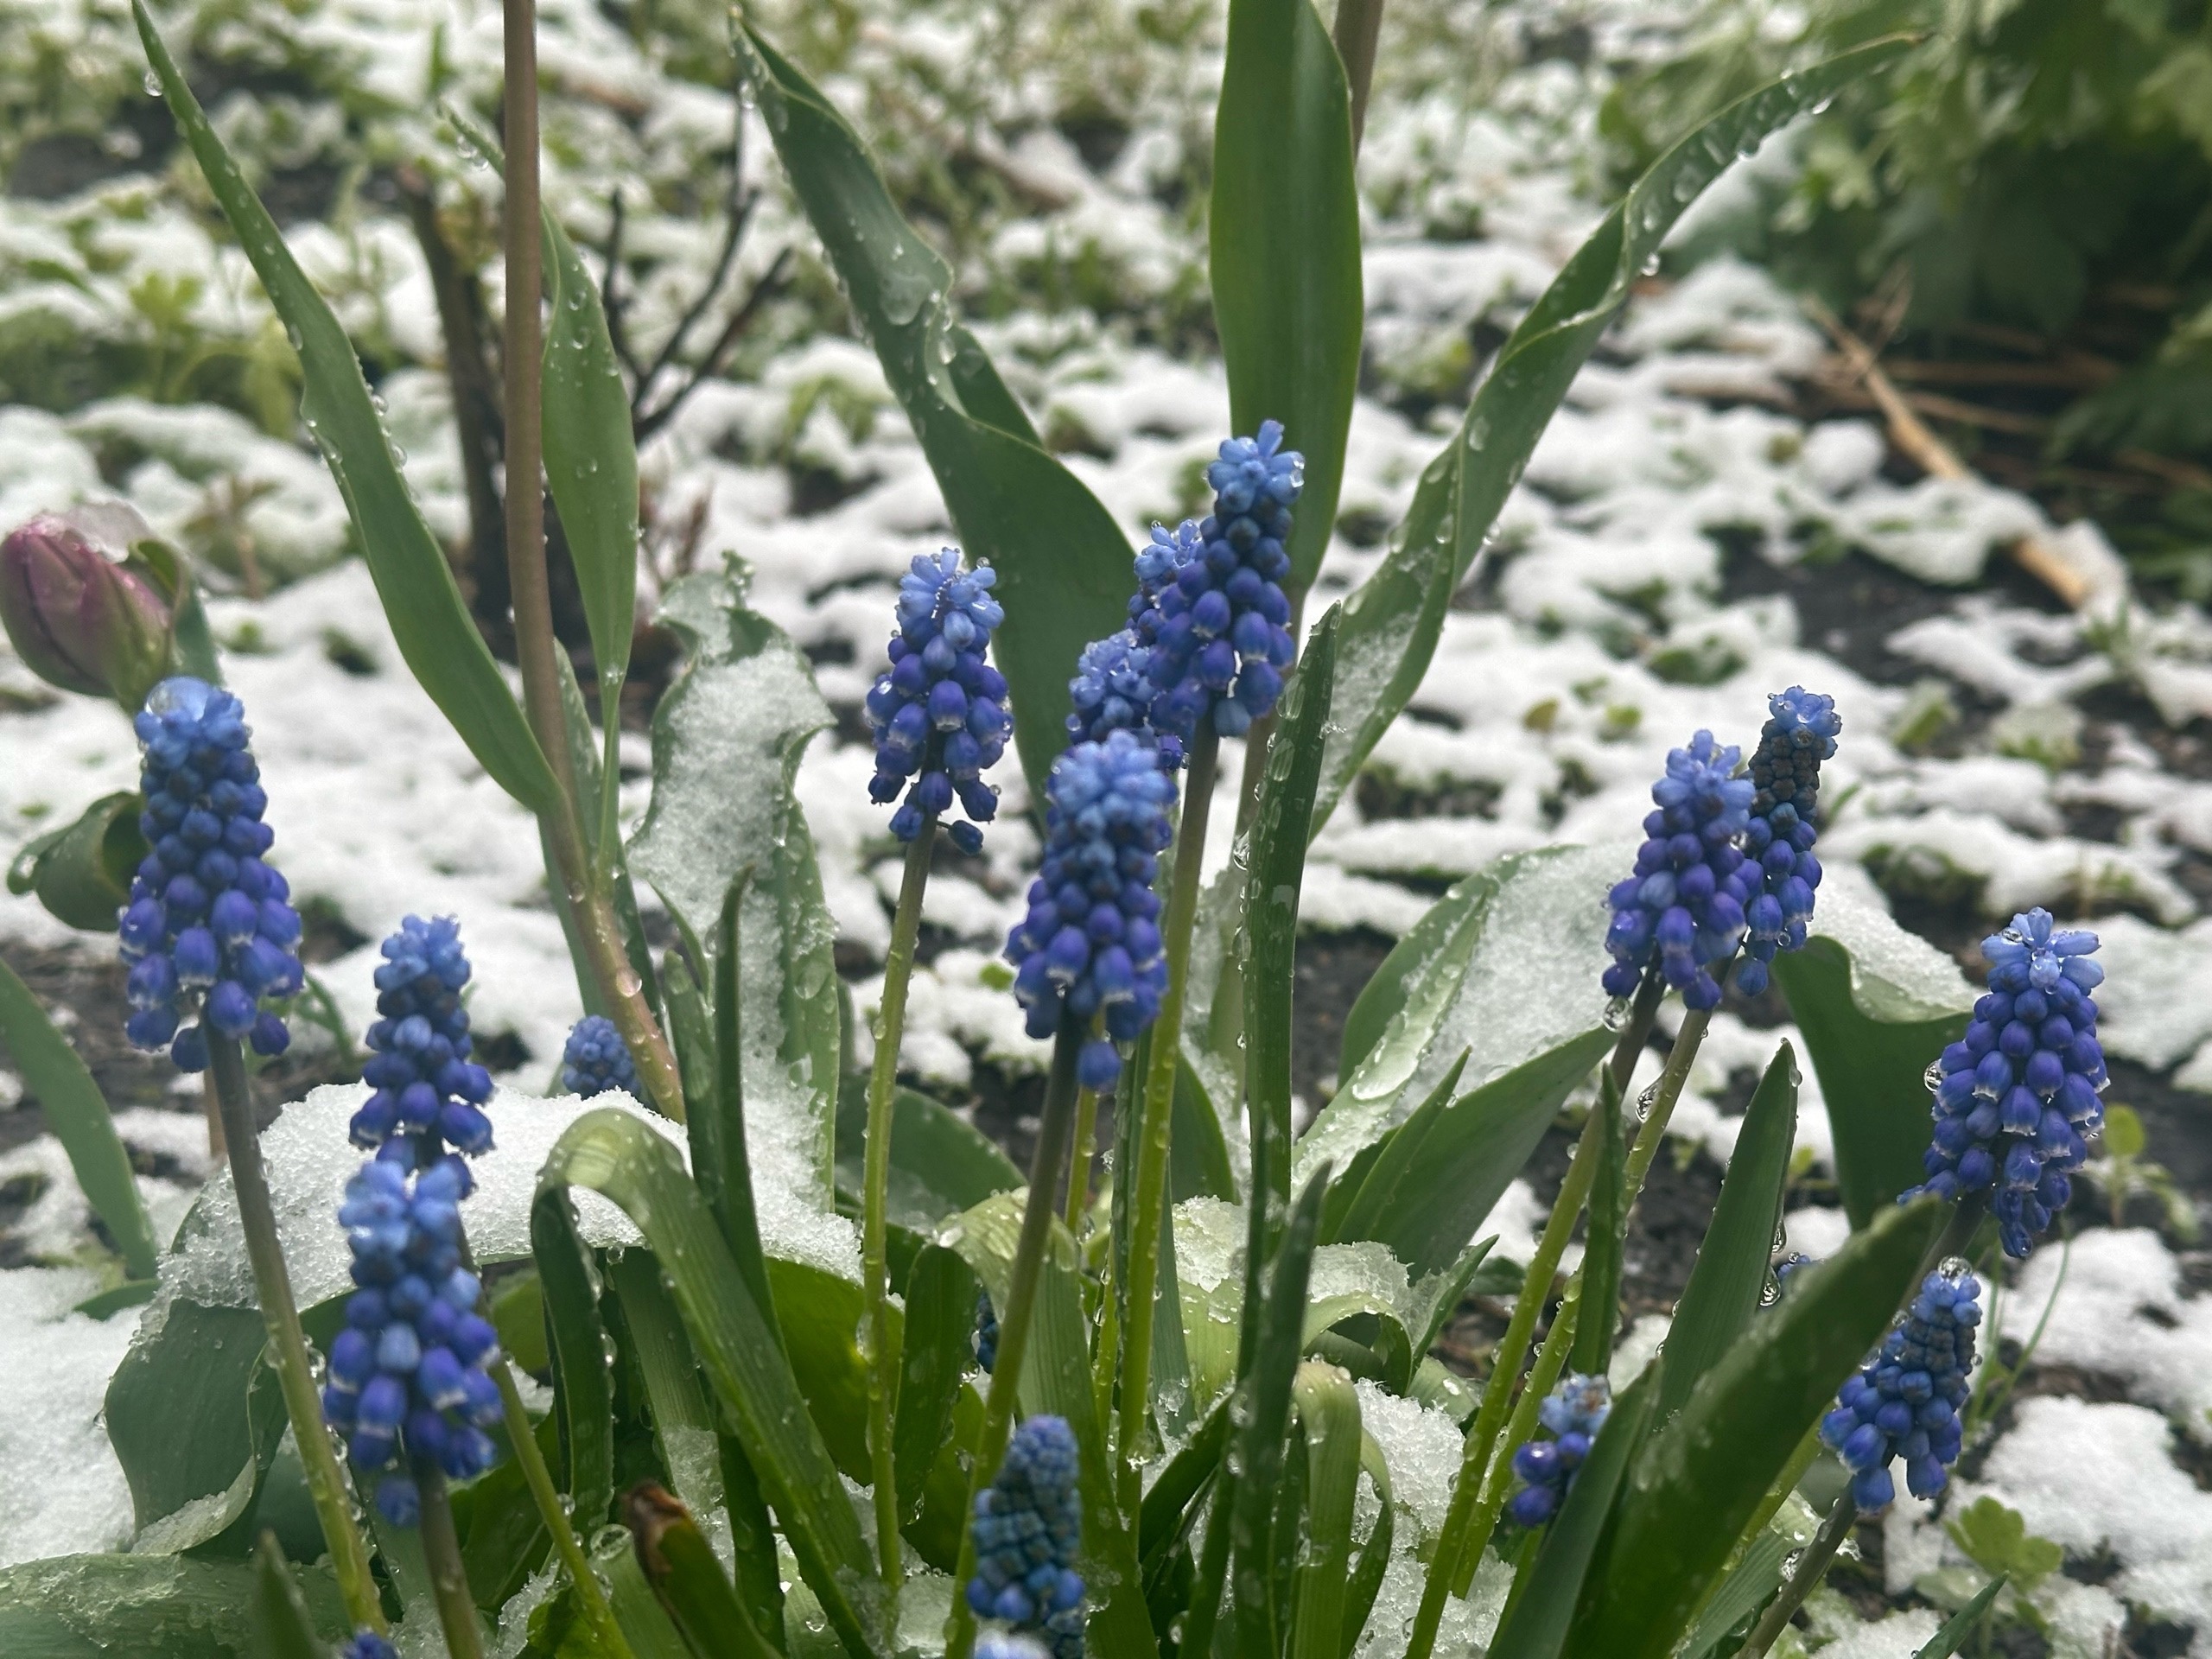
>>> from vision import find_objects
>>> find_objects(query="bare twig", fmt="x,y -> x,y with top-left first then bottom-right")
601,188 -> 645,386
632,245 -> 792,444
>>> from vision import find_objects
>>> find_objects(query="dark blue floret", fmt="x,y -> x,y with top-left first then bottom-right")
866,549 -> 1013,855
350,916 -> 494,1173
966,1414 -> 1084,1659
1003,730 -> 1177,1092
974,1286 -> 999,1373
1733,687 -> 1840,996
1909,908 -> 2103,1258
1601,731 -> 1756,1010
1505,1374 -> 1611,1528
324,1157 -> 502,1526
561,1014 -> 637,1098
340,1635 -> 399,1659
118,676 -> 303,1071
1065,629 -> 1180,768
1125,423 -> 1300,744
1820,1263 -> 1981,1512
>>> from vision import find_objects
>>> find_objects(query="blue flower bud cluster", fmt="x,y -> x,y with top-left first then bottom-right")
1123,423 -> 1300,744
1821,1264 -> 1981,1513
341,1633 -> 398,1659
349,917 -> 494,1172
1004,729 -> 1176,1092
322,1158 -> 503,1524
562,1014 -> 637,1098
118,677 -> 302,1071
967,1415 -> 1084,1659
1733,687 -> 1840,996
866,549 -> 1012,855
1601,731 -> 1756,1010
1064,629 -> 1179,767
1505,1373 -> 1611,1527
1913,908 -> 2104,1258
974,1286 -> 999,1373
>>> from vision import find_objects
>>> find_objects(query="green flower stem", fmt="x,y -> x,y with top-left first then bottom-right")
1622,1001 -> 1719,1196
1115,725 -> 1220,1514
415,1460 -> 488,1659
1455,1280 -> 1580,1585
863,819 -> 938,1608
499,0 -> 683,1125
206,1033 -> 384,1635
1740,1490 -> 1857,1659
491,1350 -> 631,1654
1063,1083 -> 1099,1232
1331,0 -> 1386,148
944,1020 -> 1086,1659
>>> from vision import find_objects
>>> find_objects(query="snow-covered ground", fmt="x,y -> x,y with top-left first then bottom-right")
2,0 -> 2209,1650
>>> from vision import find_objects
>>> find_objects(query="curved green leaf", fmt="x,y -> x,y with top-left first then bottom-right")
627,1484 -> 781,1659
1915,1576 -> 2006,1658
0,1552 -> 346,1657
1211,0 -> 1362,587
531,1184 -> 617,1535
893,1244 -> 979,1522
0,952 -> 157,1280
535,1109 -> 887,1659
1288,1363 -> 1363,1659
1564,1198 -> 1944,1659
133,1 -> 559,817
733,22 -> 1132,803
249,1535 -> 322,1659
5,791 -> 146,933
835,1077 -> 1019,1233
1308,38 -> 1916,834
1574,1070 -> 1629,1375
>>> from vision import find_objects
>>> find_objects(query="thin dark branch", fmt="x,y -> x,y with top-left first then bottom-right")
601,188 -> 646,385
632,246 -> 792,443
634,92 -> 753,415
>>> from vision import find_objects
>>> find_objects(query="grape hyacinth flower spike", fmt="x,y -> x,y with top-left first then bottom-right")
966,1414 -> 1085,1659
1065,626 -> 1178,765
1600,731 -> 1755,1009
562,1014 -> 637,1098
342,1633 -> 399,1659
1820,1263 -> 1981,1512
1004,728 -> 1177,1091
866,547 -> 1013,855
348,916 -> 495,1169
1912,908 -> 2104,1257
118,676 -> 303,1071
1505,1373 -> 1611,1527
1734,686 -> 1841,995
1127,421 -> 1301,743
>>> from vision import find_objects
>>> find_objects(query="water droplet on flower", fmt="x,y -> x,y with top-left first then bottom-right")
1923,1060 -> 1943,1093
1602,995 -> 1631,1031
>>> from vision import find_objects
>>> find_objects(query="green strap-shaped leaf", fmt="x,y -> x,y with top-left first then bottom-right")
133,1 -> 560,818
0,952 -> 157,1281
536,1109 -> 887,1659
1288,1363 -> 1363,1659
1211,0 -> 1362,588
531,1187 -> 617,1536
1658,1043 -> 1799,1417
1573,1071 -> 1628,1376
733,23 -> 1134,804
1563,1198 -> 1945,1658
834,1076 -> 1020,1233
1674,1527 -> 1791,1659
1344,1432 -> 1394,1658
1914,1576 -> 2007,1658
629,1485 -> 783,1659
249,1535 -> 324,1659
893,1245 -> 979,1522
0,1551 -> 347,1656
610,1253 -> 725,1522
1307,37 -> 1916,836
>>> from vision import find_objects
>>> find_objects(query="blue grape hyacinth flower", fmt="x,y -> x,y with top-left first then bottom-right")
865,548 -> 1013,855
1505,1373 -> 1611,1527
562,1014 -> 637,1098
1600,731 -> 1756,1010
348,917 -> 495,1172
1912,908 -> 2104,1258
118,676 -> 303,1071
1003,729 -> 1177,1091
1127,423 -> 1300,744
1733,687 -> 1840,996
1065,628 -> 1180,767
974,1286 -> 999,1373
322,1158 -> 503,1525
967,1414 -> 1084,1659
1821,1263 -> 1981,1512
341,1633 -> 398,1659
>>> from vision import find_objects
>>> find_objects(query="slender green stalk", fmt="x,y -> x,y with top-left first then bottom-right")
1063,1084 -> 1099,1232
206,1035 -> 384,1635
1115,727 -> 1219,1512
1456,1283 -> 1580,1581
1623,1001 -> 1719,1194
944,1023 -> 1086,1659
1740,1491 -> 1857,1659
500,0 -> 683,1122
1331,0 -> 1386,148
415,1461 -> 488,1659
491,1359 -> 630,1654
863,821 -> 938,1606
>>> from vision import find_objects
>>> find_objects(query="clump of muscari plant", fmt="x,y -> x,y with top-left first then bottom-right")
562,1013 -> 638,1098
1821,1264 -> 1982,1512
966,1415 -> 1084,1659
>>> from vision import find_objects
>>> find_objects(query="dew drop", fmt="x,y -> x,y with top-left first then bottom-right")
1602,995 -> 1631,1032
143,70 -> 164,97
1923,1060 -> 1944,1094
1635,1081 -> 1659,1122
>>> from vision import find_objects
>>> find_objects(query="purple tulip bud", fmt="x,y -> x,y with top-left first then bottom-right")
0,508 -> 180,709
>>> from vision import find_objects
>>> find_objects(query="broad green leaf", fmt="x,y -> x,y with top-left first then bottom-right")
733,23 -> 1133,803
532,1181 -> 618,1535
1944,1496 -> 2062,1592
696,873 -> 775,1325
609,1254 -> 724,1522
1657,1043 -> 1799,1417
1325,1029 -> 1612,1282
1288,1363 -> 1363,1659
834,1077 -> 1019,1233
4,790 -> 146,933
1773,868 -> 1974,1227
1564,1198 -> 1945,1658
1300,843 -> 1618,1185
1246,608 -> 1340,1220
602,1527 -> 698,1659
0,1552 -> 346,1656
626,1484 -> 782,1659
249,1535 -> 322,1659
1675,1527 -> 1790,1659
1485,1361 -> 1662,1659
1179,871 -> 1252,1197
0,952 -> 157,1279
1211,0 -> 1362,587
1914,1576 -> 2006,1658
133,1 -> 560,817
939,1193 -> 1152,1656
631,562 -> 838,1208
1574,1071 -> 1628,1376
105,1300 -> 283,1553
1172,1056 -> 1237,1203
535,1109 -> 887,1659
893,1245 -> 979,1522
1307,39 -> 1916,834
